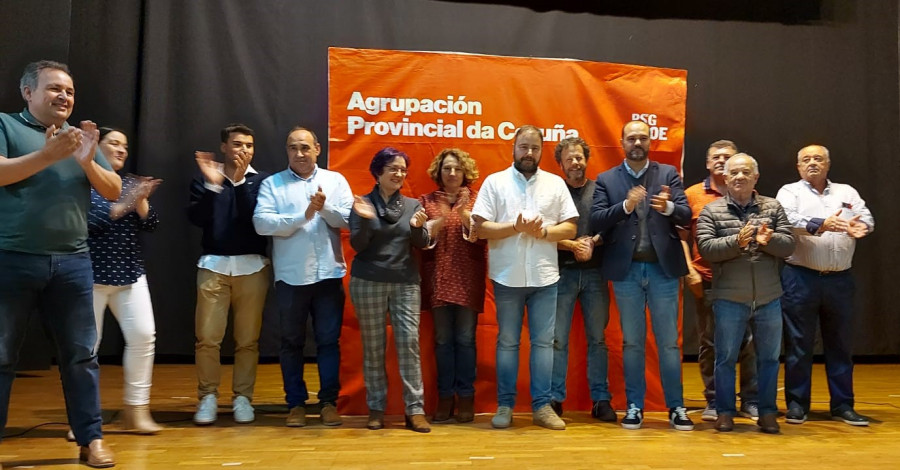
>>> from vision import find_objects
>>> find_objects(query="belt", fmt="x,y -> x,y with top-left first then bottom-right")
789,264 -> 850,276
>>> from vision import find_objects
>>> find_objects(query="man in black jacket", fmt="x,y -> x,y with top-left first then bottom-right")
188,124 -> 270,426
696,153 -> 795,434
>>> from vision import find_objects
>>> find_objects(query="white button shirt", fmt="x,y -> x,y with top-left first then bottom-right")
253,167 -> 353,286
776,179 -> 874,272
471,164 -> 579,288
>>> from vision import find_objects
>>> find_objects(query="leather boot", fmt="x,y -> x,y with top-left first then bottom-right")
456,395 -> 475,423
405,414 -> 432,433
79,438 -> 116,468
433,395 -> 455,423
121,404 -> 162,434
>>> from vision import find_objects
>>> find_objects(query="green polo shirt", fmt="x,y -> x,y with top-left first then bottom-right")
0,109 -> 112,254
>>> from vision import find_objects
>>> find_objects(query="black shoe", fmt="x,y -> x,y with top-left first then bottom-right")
758,413 -> 780,434
621,404 -> 643,430
831,408 -> 869,426
591,400 -> 617,422
785,407 -> 807,424
550,400 -> 563,417
668,406 -> 694,431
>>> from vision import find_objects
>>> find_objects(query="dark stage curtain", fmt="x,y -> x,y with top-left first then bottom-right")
1,0 -> 898,363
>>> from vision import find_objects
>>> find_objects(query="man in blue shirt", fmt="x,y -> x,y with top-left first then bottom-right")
0,60 -> 121,468
253,127 -> 353,427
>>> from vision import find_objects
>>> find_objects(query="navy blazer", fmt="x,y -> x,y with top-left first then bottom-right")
589,161 -> 691,281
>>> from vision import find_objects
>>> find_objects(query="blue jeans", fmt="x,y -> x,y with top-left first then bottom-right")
275,279 -> 344,407
695,280 -> 758,406
493,280 -> 557,411
612,261 -> 683,409
0,250 -> 102,445
713,298 -> 782,417
432,304 -> 477,398
781,264 -> 855,413
552,267 -> 611,403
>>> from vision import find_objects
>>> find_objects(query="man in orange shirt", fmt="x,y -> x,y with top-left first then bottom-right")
683,140 -> 758,422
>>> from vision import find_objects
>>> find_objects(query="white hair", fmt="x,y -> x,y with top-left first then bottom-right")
724,153 -> 759,175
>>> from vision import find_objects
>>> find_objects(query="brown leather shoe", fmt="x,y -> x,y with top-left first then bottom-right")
758,413 -> 780,434
286,406 -> 306,427
366,410 -> 384,430
715,413 -> 734,432
79,439 -> 116,468
405,414 -> 432,433
320,404 -> 343,426
456,395 -> 475,423
433,395 -> 455,423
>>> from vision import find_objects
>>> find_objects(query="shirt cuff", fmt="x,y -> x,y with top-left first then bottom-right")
807,217 -> 824,235
663,200 -> 674,216
203,182 -> 224,193
623,201 -> 633,214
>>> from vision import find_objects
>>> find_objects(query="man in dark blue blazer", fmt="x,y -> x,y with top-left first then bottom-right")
589,120 -> 693,431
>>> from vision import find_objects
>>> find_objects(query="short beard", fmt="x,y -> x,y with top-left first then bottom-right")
626,148 -> 647,162
514,159 -> 537,175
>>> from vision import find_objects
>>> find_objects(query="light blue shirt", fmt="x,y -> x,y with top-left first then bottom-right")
253,167 -> 353,285
621,159 -> 674,216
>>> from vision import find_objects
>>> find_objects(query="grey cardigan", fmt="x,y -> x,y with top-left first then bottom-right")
696,193 -> 796,306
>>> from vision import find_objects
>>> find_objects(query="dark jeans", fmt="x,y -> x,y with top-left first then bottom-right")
781,264 -> 856,413
695,280 -> 758,406
432,304 -> 477,398
0,250 -> 103,446
275,278 -> 344,407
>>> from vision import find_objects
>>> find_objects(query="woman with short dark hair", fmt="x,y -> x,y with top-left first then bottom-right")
349,147 -> 432,433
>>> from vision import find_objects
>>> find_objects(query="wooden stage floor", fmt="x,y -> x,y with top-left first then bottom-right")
1,363 -> 898,469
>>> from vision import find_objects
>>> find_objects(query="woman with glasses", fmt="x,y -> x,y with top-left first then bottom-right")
418,148 -> 486,424
349,147 -> 432,433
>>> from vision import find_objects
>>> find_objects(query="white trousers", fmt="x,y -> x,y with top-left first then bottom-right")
93,275 -> 157,405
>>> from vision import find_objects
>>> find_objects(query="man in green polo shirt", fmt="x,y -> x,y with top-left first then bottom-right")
0,60 -> 121,468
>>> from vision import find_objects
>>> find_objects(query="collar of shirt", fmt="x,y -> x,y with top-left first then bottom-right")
510,163 -> 543,182
214,162 -> 258,186
288,166 -> 317,181
18,108 -> 67,132
800,178 -> 832,196
623,159 -> 649,178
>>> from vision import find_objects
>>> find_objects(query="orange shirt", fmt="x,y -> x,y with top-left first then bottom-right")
685,177 -> 724,282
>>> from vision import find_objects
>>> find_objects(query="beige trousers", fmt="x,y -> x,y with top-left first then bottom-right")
195,266 -> 270,400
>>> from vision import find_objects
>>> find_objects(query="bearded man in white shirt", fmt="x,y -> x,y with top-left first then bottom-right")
471,125 -> 578,431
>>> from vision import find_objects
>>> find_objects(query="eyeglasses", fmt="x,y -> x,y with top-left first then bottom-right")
385,165 -> 408,175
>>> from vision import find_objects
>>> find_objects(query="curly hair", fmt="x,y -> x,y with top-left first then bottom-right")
426,148 -> 480,188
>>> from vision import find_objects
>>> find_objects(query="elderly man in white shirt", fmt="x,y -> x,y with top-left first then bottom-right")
776,144 -> 874,427
472,125 -> 578,431
253,127 -> 353,428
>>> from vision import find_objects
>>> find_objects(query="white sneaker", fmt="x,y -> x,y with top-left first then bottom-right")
701,403 -> 717,422
193,394 -> 218,425
491,406 -> 513,429
233,396 -> 255,423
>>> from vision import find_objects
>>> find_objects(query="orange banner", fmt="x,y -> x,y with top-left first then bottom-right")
328,47 -> 687,415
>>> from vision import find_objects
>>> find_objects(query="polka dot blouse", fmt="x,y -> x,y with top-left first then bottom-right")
87,176 -> 159,286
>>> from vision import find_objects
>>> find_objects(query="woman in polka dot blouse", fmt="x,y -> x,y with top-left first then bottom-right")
87,127 -> 163,434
